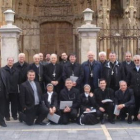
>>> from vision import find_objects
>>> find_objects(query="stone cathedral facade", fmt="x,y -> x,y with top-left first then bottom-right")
0,0 -> 140,62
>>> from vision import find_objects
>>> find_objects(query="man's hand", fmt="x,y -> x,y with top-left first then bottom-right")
89,92 -> 94,97
73,82 -> 77,86
63,106 -> 71,113
137,114 -> 140,120
86,108 -> 91,112
117,104 -> 125,110
51,81 -> 56,85
99,107 -> 105,112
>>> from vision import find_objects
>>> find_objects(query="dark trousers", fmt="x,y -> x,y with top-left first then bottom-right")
5,93 -> 18,118
0,98 -> 6,124
134,96 -> 140,117
21,104 -> 49,125
60,108 -> 78,124
101,102 -> 114,120
120,105 -> 135,118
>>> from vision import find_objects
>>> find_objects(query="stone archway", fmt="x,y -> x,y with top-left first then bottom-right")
40,22 -> 73,56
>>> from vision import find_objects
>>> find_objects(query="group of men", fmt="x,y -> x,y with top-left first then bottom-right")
0,51 -> 140,127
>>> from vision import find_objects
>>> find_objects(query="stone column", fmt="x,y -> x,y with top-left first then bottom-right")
0,9 -> 21,66
78,8 -> 101,63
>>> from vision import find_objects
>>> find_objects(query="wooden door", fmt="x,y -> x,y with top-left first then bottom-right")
40,22 -> 73,56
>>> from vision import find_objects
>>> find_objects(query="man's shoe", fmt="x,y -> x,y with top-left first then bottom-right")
0,122 -> 7,127
101,118 -> 105,124
120,117 -> 125,121
35,122 -> 46,125
133,117 -> 138,121
128,116 -> 132,124
109,120 -> 115,124
19,113 -> 23,123
13,117 -> 17,120
5,117 -> 10,121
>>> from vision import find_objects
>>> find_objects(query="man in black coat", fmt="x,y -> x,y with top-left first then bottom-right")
115,81 -> 135,124
14,53 -> 29,112
94,79 -> 115,124
0,68 -> 9,127
14,53 -> 29,84
4,57 -> 20,121
62,53 -> 84,90
19,70 -> 49,126
102,52 -> 124,91
122,52 -> 135,80
28,54 -> 45,92
59,78 -> 80,124
44,54 -> 62,95
82,51 -> 102,92
127,55 -> 140,121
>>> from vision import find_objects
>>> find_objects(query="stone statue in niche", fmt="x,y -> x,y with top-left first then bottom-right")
79,0 -> 85,4
106,9 -> 110,29
26,1 -> 30,14
124,8 -> 131,29
98,8 -> 103,27
18,0 -> 22,14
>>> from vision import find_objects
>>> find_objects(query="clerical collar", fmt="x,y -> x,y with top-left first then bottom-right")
19,62 -> 24,66
35,64 -> 39,67
47,92 -> 53,94
101,88 -> 105,91
126,61 -> 131,65
85,93 -> 89,97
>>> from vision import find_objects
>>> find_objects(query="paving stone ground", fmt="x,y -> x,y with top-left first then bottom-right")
1,119 -> 140,140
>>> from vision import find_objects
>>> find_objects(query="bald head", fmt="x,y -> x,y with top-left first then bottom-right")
50,54 -> 57,64
87,51 -> 95,62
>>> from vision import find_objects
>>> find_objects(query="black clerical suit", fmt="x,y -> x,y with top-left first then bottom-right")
127,66 -> 140,117
0,68 -> 9,126
59,87 -> 80,124
94,88 -> 115,121
28,63 -> 44,92
4,65 -> 20,119
62,62 -> 84,90
44,63 -> 62,94
102,61 -> 124,91
115,88 -> 135,119
19,81 -> 49,125
79,93 -> 101,124
14,61 -> 29,112
14,62 -> 29,84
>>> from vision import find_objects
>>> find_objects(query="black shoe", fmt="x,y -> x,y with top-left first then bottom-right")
128,116 -> 132,124
109,120 -> 115,124
120,117 -> 125,121
101,119 -> 105,124
35,122 -> 46,125
19,113 -> 23,123
133,117 -> 138,121
0,122 -> 7,127
13,117 -> 17,120
5,117 -> 10,121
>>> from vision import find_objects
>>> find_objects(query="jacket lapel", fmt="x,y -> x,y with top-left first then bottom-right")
26,81 -> 34,96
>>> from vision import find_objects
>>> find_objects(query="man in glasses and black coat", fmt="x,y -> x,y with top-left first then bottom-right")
59,78 -> 80,124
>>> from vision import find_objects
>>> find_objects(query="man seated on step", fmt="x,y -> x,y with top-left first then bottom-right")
59,78 -> 80,124
115,80 -> 135,124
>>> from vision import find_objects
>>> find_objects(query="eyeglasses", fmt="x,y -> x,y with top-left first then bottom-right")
134,60 -> 140,62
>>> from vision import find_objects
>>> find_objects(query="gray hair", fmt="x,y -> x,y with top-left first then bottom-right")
84,84 -> 91,89
99,51 -> 106,57
18,53 -> 25,57
47,83 -> 54,88
133,55 -> 140,60
65,78 -> 73,83
119,80 -> 127,85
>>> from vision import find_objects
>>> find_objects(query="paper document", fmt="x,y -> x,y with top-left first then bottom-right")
47,113 -> 60,124
114,105 -> 120,115
102,99 -> 113,103
83,109 -> 96,114
70,76 -> 78,82
60,101 -> 73,109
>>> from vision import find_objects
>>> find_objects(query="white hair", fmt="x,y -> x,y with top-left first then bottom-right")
119,80 -> 127,85
99,51 -> 106,57
18,53 -> 25,57
84,84 -> 91,89
38,53 -> 43,56
33,54 -> 40,59
50,53 -> 57,59
133,55 -> 140,60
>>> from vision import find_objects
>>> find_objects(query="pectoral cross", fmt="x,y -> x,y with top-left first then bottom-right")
53,73 -> 56,77
90,73 -> 93,77
111,71 -> 114,75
